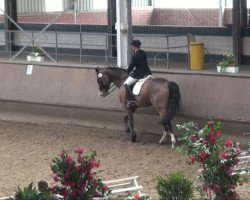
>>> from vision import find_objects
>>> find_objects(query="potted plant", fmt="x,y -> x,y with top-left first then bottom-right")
27,46 -> 45,62
217,53 -> 239,74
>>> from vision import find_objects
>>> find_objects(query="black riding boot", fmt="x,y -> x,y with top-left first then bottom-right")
124,84 -> 136,107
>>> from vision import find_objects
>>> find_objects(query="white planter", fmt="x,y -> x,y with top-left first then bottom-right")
217,66 -> 239,74
27,55 -> 45,62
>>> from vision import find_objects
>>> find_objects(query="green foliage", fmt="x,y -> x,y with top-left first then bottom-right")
29,46 -> 44,57
217,53 -> 236,69
36,189 -> 56,200
14,182 -> 38,200
155,171 -> 193,200
14,182 -> 55,200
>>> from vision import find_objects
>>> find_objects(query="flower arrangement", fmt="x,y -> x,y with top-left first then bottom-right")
51,147 -> 111,200
177,120 -> 248,200
217,53 -> 239,73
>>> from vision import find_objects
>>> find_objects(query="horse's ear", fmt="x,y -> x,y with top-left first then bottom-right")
95,67 -> 100,74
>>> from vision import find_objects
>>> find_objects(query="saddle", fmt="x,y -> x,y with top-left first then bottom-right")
131,75 -> 152,96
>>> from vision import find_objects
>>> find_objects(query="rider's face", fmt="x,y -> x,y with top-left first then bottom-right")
131,45 -> 138,52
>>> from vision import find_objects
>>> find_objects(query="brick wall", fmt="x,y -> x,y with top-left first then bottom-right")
132,9 -> 153,25
152,9 -> 218,26
0,8 -> 236,26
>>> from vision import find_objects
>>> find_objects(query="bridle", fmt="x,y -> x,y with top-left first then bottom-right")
98,77 -> 117,96
96,67 -> 119,96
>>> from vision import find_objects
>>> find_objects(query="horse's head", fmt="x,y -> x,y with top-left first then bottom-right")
95,67 -> 112,97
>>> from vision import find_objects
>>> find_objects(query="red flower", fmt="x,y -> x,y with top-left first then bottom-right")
216,131 -> 222,137
80,182 -> 86,189
65,156 -> 73,164
191,135 -> 197,142
90,159 -> 99,168
63,191 -> 70,198
60,152 -> 66,158
233,159 -> 239,165
68,181 -> 76,187
202,139 -> 208,145
103,184 -> 109,192
220,151 -> 229,159
190,155 -> 197,164
236,145 -> 241,155
76,147 -> 85,154
200,151 -> 207,161
54,176 -> 59,182
207,131 -> 217,144
224,140 -> 233,148
230,185 -> 236,190
212,185 -> 221,193
75,166 -> 81,172
207,120 -> 214,127
88,173 -> 94,181
202,184 -> 208,192
77,156 -> 83,163
64,173 -> 70,179
228,168 -> 234,174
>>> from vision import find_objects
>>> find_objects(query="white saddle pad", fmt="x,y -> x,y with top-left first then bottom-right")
132,75 -> 152,96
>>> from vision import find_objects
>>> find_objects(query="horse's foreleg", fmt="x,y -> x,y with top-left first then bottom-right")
127,111 -> 136,142
123,114 -> 130,133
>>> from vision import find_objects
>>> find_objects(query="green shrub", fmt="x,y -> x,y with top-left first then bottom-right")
14,182 -> 38,200
155,171 -> 193,200
14,182 -> 55,200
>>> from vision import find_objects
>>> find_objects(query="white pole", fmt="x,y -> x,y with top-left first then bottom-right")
116,0 -> 132,68
219,0 -> 226,27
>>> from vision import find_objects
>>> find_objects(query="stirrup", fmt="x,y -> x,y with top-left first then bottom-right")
126,100 -> 136,107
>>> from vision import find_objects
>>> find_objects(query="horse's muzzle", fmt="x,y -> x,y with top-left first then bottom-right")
99,91 -> 107,97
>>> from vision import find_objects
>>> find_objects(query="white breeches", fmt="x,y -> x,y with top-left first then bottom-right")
124,76 -> 138,86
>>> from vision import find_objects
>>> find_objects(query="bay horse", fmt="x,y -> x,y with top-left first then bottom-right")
95,67 -> 180,149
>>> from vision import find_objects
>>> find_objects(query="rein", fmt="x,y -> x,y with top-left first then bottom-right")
106,83 -> 117,95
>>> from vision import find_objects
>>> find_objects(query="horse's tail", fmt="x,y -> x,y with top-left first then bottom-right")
160,81 -> 181,125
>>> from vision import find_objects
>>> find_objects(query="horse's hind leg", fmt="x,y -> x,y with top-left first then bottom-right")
168,122 -> 176,149
159,122 -> 176,149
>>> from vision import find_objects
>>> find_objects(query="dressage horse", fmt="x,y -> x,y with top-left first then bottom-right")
95,67 -> 180,149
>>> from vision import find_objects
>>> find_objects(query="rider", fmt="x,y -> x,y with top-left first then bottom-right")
124,40 -> 151,107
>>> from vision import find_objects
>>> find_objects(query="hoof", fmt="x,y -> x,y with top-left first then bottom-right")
126,128 -> 130,133
131,136 -> 136,143
159,139 -> 163,144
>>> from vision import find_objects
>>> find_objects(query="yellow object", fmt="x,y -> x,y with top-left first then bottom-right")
190,42 -> 204,70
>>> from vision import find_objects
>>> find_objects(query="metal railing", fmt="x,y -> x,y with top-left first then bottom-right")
0,29 -> 114,65
0,30 -> 189,67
